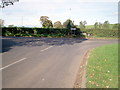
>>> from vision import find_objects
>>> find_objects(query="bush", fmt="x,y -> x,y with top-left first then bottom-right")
81,29 -> 118,38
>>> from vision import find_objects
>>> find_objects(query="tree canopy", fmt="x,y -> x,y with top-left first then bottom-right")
94,22 -> 99,29
53,21 -> 63,28
103,20 -> 110,29
79,21 -> 87,29
40,16 -> 53,28
63,19 -> 74,29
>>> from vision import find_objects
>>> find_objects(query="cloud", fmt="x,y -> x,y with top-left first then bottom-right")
2,0 -> 118,26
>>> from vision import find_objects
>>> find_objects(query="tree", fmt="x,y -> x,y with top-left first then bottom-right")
63,19 -> 74,29
104,21 -> 109,24
94,22 -> 99,29
40,16 -> 53,28
40,16 -> 49,24
79,21 -> 83,26
103,20 -> 110,29
42,20 -> 53,28
83,20 -> 87,28
98,22 -> 102,29
79,20 -> 87,29
53,21 -> 63,28
0,19 -> 4,27
0,0 -> 19,8
8,24 -> 14,27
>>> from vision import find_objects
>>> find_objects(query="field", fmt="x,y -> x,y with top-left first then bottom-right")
86,44 -> 118,88
86,25 -> 94,29
86,24 -> 118,29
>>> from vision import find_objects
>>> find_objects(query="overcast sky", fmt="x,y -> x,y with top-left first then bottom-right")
1,0 -> 119,27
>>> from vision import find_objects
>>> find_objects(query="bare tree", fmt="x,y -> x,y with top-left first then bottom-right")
0,0 -> 19,8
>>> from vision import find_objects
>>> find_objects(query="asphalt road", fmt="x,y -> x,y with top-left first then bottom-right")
2,37 -> 118,88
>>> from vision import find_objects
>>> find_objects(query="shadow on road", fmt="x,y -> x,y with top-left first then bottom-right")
2,37 -> 88,53
2,38 -> 18,53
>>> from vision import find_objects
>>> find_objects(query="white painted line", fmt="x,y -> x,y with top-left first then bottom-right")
40,46 -> 53,52
1,46 -> 53,70
0,58 -> 26,70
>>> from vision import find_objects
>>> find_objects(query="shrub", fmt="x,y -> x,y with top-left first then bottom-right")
81,29 -> 118,38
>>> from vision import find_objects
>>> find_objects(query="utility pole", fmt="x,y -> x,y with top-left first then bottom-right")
69,8 -> 71,20
21,16 -> 23,27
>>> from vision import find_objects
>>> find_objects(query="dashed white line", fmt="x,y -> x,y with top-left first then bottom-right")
0,58 -> 27,70
40,46 -> 53,52
1,46 -> 53,70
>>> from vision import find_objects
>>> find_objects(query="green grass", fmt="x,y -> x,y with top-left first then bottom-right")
86,25 -> 94,29
86,36 -> 119,39
86,44 -> 118,88
86,24 -> 118,29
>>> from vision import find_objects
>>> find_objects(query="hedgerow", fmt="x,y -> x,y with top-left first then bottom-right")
81,29 -> 118,37
2,27 -> 81,37
2,27 -> 118,38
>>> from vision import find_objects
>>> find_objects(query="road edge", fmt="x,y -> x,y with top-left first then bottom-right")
73,49 -> 92,88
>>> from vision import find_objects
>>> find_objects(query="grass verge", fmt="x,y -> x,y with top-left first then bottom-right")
86,36 -> 119,39
86,44 -> 118,88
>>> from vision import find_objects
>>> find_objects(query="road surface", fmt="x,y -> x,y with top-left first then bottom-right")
2,37 -> 118,88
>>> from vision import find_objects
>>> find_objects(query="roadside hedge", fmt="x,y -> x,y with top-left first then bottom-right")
2,27 -> 118,38
81,29 -> 118,37
2,27 -> 81,37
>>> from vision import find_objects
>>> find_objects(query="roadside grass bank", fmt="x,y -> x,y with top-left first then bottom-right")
85,36 -> 119,39
86,44 -> 118,88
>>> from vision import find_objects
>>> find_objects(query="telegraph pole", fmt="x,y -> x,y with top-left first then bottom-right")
69,8 -> 71,19
21,16 -> 23,27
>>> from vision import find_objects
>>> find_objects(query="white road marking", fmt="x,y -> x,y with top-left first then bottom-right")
40,46 -> 53,52
1,46 -> 53,70
0,58 -> 26,70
